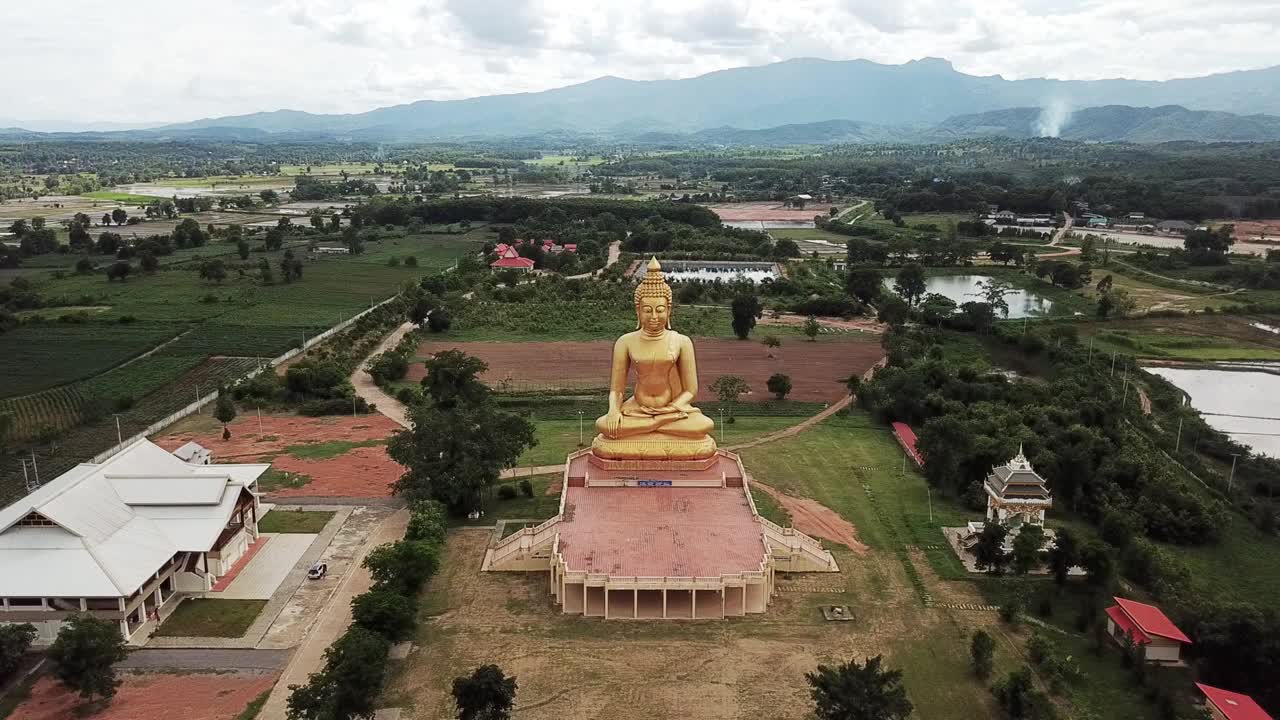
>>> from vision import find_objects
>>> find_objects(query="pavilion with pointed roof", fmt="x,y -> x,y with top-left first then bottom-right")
984,445 -> 1052,527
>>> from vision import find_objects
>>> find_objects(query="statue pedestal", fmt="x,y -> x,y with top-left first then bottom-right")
589,432 -> 717,467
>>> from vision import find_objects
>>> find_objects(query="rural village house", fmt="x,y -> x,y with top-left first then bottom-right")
1105,596 -> 1191,664
0,439 -> 268,642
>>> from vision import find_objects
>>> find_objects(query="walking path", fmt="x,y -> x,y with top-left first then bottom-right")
120,648 -> 291,672
565,240 -> 622,279
259,507 -> 410,720
726,395 -> 853,452
351,321 -> 415,428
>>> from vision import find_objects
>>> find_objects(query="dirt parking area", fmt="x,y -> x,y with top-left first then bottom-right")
386,530 -> 994,720
413,337 -> 882,404
11,671 -> 273,720
704,202 -> 824,222
155,413 -> 405,498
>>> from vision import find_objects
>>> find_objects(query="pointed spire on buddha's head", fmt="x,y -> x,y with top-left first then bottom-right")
634,256 -> 673,330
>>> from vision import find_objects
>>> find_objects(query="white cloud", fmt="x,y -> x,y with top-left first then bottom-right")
0,0 -> 1276,127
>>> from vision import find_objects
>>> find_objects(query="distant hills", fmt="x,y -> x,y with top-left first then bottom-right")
8,57 -> 1280,144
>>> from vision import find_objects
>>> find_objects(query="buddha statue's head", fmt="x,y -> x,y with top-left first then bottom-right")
634,257 -> 673,335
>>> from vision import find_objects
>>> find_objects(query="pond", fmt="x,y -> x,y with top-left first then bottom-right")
1147,365 -> 1280,458
882,275 -> 1054,319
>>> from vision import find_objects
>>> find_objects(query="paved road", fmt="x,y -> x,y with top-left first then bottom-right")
259,508 -> 410,720
565,239 -> 622,279
120,648 -> 291,671
351,321 -> 415,428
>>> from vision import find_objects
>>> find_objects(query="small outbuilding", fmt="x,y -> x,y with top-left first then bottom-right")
1104,596 -> 1191,665
172,441 -> 212,465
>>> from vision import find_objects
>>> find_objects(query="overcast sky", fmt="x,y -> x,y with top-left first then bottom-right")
3,0 -> 1279,129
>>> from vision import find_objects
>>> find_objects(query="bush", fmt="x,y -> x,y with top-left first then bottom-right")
406,500 -> 448,545
0,623 -> 36,679
497,484 -> 518,500
299,397 -> 369,416
363,539 -> 440,595
518,479 -> 534,498
351,589 -> 416,642
1000,598 -> 1023,625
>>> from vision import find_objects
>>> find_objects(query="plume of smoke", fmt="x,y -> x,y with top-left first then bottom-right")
1034,100 -> 1073,138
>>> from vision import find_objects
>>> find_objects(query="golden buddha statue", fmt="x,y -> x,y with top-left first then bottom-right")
592,258 -> 717,461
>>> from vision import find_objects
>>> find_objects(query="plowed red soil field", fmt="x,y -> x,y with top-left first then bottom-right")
11,672 -> 274,720
412,337 -> 882,403
155,414 -> 404,498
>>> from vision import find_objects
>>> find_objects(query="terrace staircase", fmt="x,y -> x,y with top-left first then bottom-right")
482,515 -> 561,572
758,516 -> 840,573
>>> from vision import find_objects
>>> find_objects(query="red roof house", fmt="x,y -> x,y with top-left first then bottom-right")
1197,684 -> 1273,720
1104,597 -> 1190,664
490,256 -> 535,272
891,422 -> 923,467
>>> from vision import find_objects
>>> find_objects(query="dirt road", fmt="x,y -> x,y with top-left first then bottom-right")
352,321 -> 415,428
258,508 -> 410,720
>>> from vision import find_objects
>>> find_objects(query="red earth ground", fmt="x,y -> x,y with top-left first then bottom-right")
155,414 -> 404,498
11,672 -> 275,720
1231,219 -> 1280,242
412,338 -> 883,404
704,202 -> 825,222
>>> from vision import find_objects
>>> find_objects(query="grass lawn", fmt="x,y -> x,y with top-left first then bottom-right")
81,190 -> 165,203
257,469 -> 313,492
463,474 -> 561,526
153,599 -> 266,638
259,509 -> 334,533
1079,314 -> 1280,361
283,439 -> 384,460
235,690 -> 271,720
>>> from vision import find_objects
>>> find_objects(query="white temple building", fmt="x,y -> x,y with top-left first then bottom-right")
0,439 -> 268,642
984,446 -> 1052,527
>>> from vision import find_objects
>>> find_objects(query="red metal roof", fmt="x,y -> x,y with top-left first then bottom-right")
1105,604 -> 1151,644
891,422 -> 923,467
1114,597 -> 1191,643
490,257 -> 535,269
1197,684 -> 1274,720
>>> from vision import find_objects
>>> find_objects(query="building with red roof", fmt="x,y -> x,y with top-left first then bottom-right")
891,422 -> 922,467
1197,684 -> 1273,720
1104,596 -> 1191,664
490,256 -> 535,272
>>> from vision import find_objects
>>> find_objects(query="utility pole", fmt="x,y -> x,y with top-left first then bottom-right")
719,408 -> 724,444
29,450 -> 38,485
1174,418 -> 1183,452
1110,352 -> 1117,377
1088,336 -> 1094,361
1228,454 -> 1240,492
927,486 -> 933,524
352,396 -> 358,418
257,406 -> 263,435
577,410 -> 584,447
195,383 -> 201,412
900,452 -> 906,477
1122,371 -> 1129,407
113,415 -> 122,445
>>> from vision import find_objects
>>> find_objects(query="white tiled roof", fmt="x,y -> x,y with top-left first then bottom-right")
0,439 -> 269,598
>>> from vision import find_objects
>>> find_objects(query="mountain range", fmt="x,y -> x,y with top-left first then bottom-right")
7,58 -> 1280,144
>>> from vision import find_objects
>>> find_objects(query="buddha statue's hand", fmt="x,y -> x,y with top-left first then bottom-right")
602,410 -> 624,435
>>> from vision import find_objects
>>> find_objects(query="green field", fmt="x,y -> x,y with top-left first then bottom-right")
81,190 -> 165,203
153,599 -> 265,637
279,163 -> 384,176
1080,314 -> 1280,361
259,509 -> 334,533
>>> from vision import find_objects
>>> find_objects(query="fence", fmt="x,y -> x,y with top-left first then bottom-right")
88,295 -> 400,464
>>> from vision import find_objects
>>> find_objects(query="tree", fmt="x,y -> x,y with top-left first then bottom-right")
172,217 -> 207,248
420,350 -> 490,408
69,221 -> 91,250
47,614 -> 128,701
971,630 -> 995,680
877,297 -> 911,326
139,251 -> 158,273
237,238 -> 250,260
893,264 -> 927,306
1011,524 -> 1045,575
101,213 -> 112,228
260,189 -> 279,204
977,277 -> 1015,319
761,335 -> 782,355
710,375 -> 750,421
804,315 -> 821,341
806,655 -> 913,720
1184,226 -> 1233,265
105,261 -> 132,282
111,208 -> 127,226
452,664 -> 517,720
74,257 -> 94,275
286,627 -> 389,720
767,373 -> 792,400
992,667 -> 1055,720
1046,528 -> 1078,586
919,293 -> 957,326
974,522 -> 1009,574
343,228 -> 365,255
264,227 -> 285,251
773,238 -> 801,259
363,540 -> 440,596
351,589 -> 416,641
0,623 -> 36,679
214,389 -> 237,428
841,373 -> 862,397
730,294 -> 763,340
427,306 -> 452,333
1079,540 -> 1115,588
310,212 -> 325,230
846,268 -> 883,305
96,231 -> 122,255
198,258 -> 227,283
281,249 -> 303,283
